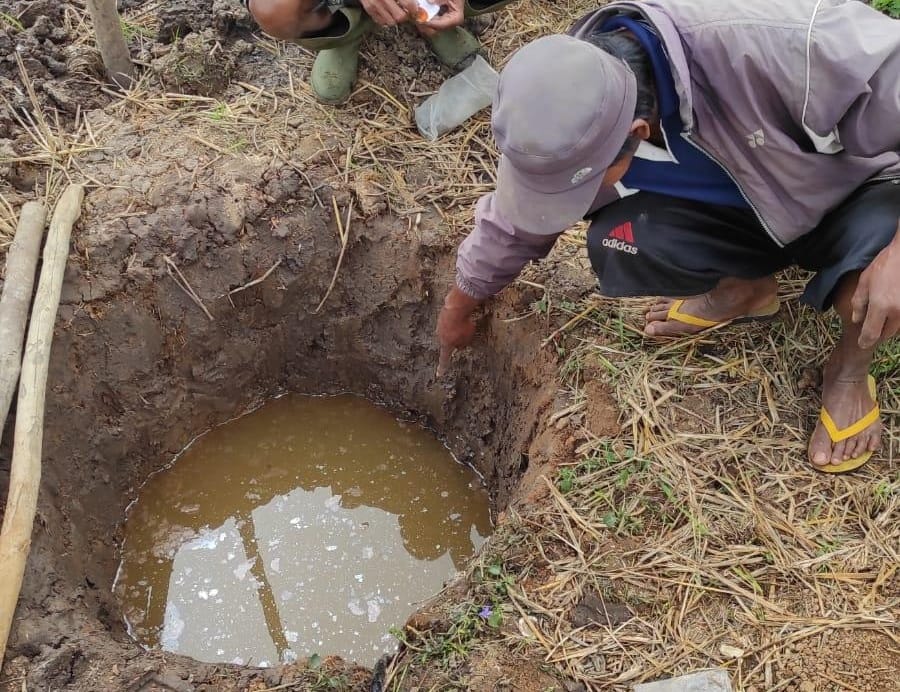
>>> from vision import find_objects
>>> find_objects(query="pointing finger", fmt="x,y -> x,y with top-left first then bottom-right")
850,276 -> 870,324
437,343 -> 453,377
858,301 -> 886,349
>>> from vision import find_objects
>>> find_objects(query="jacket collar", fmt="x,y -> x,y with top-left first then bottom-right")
570,2 -> 694,131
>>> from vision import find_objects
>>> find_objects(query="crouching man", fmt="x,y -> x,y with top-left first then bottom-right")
437,0 -> 900,473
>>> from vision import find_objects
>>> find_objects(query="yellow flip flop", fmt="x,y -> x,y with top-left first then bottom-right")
663,298 -> 781,332
815,375 -> 879,474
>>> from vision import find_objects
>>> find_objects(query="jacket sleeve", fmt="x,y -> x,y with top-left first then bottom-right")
806,1 -> 900,158
455,192 -> 561,300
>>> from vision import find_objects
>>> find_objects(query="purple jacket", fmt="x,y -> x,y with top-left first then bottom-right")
456,0 -> 900,300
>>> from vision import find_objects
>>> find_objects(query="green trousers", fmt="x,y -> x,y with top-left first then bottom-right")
295,0 -> 517,51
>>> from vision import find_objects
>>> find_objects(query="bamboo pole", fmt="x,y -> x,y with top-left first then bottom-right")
85,0 -> 134,89
0,184 -> 84,670
0,202 -> 46,433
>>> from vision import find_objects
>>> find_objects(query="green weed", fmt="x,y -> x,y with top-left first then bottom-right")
532,296 -> 549,315
814,537 -> 845,573
0,11 -> 23,31
732,565 -> 763,595
228,136 -> 249,152
557,467 -> 576,493
401,604 -> 485,666
873,0 -> 900,18
873,478 -> 897,501
120,19 -> 152,41
389,562 -> 515,670
871,339 -> 900,380
206,102 -> 231,122
482,561 -> 516,598
306,654 -> 349,691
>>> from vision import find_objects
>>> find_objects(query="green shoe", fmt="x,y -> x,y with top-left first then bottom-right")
425,27 -> 482,70
310,40 -> 361,105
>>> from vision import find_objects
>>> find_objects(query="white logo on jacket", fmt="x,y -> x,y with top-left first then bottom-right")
746,129 -> 765,148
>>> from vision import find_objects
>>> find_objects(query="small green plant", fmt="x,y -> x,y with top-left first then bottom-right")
120,19 -> 152,41
557,467 -> 576,493
873,0 -> 900,19
732,565 -> 763,595
228,136 -> 249,152
873,478 -> 896,501
310,671 -> 348,691
306,653 -> 349,690
415,605 -> 484,665
0,11 -> 24,31
871,339 -> 900,379
206,102 -> 231,122
532,295 -> 549,315
483,561 -> 516,597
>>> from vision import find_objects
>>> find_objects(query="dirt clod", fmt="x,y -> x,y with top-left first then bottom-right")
570,593 -> 632,629
152,29 -> 252,95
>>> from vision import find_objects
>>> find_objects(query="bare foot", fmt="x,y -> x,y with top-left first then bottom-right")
808,358 -> 881,467
644,275 -> 778,337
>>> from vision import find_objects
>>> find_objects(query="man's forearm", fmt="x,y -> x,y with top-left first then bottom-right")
456,192 -> 562,300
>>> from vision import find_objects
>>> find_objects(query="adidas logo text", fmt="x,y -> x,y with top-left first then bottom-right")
602,222 -> 638,254
601,238 -> 638,254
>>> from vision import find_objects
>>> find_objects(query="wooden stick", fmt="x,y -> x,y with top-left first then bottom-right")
227,257 -> 283,298
0,184 -> 84,670
313,197 -> 353,314
0,202 -> 46,432
164,256 -> 214,321
85,0 -> 134,89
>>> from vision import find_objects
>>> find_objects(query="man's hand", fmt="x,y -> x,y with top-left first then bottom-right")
851,220 -> 900,349
436,286 -> 482,376
422,0 -> 464,31
360,0 -> 418,26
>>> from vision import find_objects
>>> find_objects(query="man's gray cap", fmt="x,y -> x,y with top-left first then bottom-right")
492,33 -> 637,235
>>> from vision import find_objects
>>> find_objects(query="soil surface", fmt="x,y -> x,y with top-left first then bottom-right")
0,107 -> 561,690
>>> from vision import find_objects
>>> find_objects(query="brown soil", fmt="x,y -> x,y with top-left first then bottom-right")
0,105 -> 565,688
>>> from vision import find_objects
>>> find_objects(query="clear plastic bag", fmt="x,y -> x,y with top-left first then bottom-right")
414,55 -> 500,141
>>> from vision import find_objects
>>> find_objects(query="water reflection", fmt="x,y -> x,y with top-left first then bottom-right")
116,395 -> 491,665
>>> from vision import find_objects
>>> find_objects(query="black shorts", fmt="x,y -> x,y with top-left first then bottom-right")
585,179 -> 900,311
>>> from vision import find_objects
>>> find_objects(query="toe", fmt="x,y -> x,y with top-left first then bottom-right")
645,307 -> 672,322
868,433 -> 882,452
644,318 -> 695,338
831,439 -> 847,463
845,434 -> 864,461
808,424 -> 833,466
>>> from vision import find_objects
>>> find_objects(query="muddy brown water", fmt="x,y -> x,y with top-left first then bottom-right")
114,394 -> 491,666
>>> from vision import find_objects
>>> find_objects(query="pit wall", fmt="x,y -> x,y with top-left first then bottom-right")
1,154 -> 559,688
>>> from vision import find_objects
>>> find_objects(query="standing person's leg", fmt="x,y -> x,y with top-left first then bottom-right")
793,179 -> 900,471
585,192 -> 789,336
247,0 -> 374,103
246,0 -> 334,38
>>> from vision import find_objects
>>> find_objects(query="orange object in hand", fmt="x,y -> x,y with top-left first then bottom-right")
415,0 -> 441,22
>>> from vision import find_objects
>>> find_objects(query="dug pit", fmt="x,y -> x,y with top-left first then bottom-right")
115,394 -> 491,667
0,145 -> 561,690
